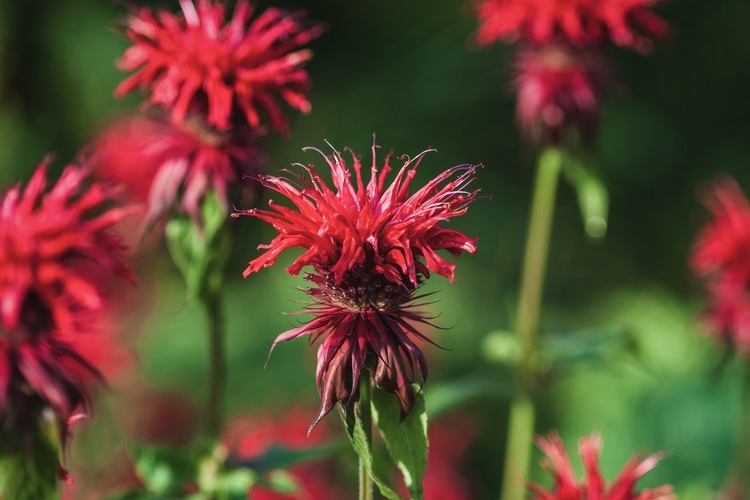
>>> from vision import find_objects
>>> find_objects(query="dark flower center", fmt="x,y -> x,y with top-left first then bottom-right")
312,266 -> 414,312
0,293 -> 54,345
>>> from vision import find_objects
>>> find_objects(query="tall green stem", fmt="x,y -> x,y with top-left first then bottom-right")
358,376 -> 373,500
723,357 -> 750,498
500,148 -> 562,500
204,291 -> 225,438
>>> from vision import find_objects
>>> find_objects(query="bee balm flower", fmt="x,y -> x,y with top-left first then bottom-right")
234,142 -> 479,429
529,433 -> 675,500
0,158 -> 134,448
690,177 -> 750,355
115,0 -> 324,135
472,0 -> 668,53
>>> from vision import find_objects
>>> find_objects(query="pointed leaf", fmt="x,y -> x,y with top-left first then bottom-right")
132,445 -> 197,495
0,428 -> 59,500
425,374 -> 516,416
339,403 -> 405,500
233,440 -> 346,472
562,155 -> 609,240
372,386 -> 428,500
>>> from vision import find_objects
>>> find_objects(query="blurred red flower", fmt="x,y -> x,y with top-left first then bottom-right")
513,44 -> 608,144
93,113 -> 262,230
236,143 -> 479,429
0,158 -> 134,446
690,177 -> 750,355
529,432 -> 675,500
115,0 -> 324,135
224,407 -> 349,499
472,0 -> 668,53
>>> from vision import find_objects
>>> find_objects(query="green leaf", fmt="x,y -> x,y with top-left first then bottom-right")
165,191 -> 233,301
104,491 -> 164,500
372,386 -> 428,500
537,326 -> 635,371
132,445 -> 197,495
0,427 -> 59,500
235,441 -> 346,472
561,154 -> 609,241
339,402 -> 405,500
213,467 -> 258,500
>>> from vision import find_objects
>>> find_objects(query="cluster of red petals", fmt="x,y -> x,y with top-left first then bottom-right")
94,113 -> 261,229
240,145 -> 478,286
529,433 -> 675,500
473,0 -> 668,52
0,159 -> 134,442
690,177 -> 750,355
224,407 -> 348,499
514,45 -> 607,144
235,144 -> 479,428
115,0 -> 323,135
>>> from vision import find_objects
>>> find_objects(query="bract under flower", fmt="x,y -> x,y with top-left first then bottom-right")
115,0 -> 324,134
235,142 -> 479,428
472,0 -> 668,52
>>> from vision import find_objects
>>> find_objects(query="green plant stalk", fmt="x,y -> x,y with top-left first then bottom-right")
359,375 -> 373,500
723,357 -> 750,497
500,148 -> 562,500
204,290 -> 226,438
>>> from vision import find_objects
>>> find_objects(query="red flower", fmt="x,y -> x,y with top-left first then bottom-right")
690,177 -> 750,355
235,143 -> 479,428
529,433 -> 675,500
514,44 -> 608,144
93,113 -> 262,230
472,0 -> 668,53
224,407 -> 349,499
115,0 -> 324,135
0,158 -> 134,446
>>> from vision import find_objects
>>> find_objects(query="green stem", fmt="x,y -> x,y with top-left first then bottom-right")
358,375 -> 373,500
500,148 -> 562,500
723,357 -> 750,498
204,291 -> 225,438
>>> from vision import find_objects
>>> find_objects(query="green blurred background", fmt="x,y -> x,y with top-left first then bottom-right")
1,0 -> 749,498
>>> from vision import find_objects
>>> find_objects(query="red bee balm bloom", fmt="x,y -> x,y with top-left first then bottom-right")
529,433 -> 675,500
690,177 -> 750,355
235,143 -> 479,428
0,158 -> 134,445
94,113 -> 261,229
115,0 -> 324,134
473,0 -> 668,52
514,44 -> 608,144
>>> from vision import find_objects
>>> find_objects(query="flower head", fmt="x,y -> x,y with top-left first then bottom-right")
514,44 -> 608,144
529,432 -> 675,500
0,158 -> 134,448
94,113 -> 262,230
472,0 -> 668,52
235,142 -> 479,428
115,0 -> 324,135
690,177 -> 750,355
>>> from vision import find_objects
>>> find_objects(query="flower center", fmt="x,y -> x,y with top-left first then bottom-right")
314,267 -> 414,312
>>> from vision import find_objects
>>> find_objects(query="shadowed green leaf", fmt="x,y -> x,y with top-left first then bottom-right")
372,386 -> 428,500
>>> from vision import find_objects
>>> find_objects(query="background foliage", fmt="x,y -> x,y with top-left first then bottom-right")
1,0 -> 748,498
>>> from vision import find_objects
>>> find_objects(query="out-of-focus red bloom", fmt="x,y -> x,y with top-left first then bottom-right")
115,0 -> 324,135
691,178 -> 750,285
472,0 -> 668,53
690,177 -> 750,355
529,432 -> 675,500
0,158 -> 134,446
93,113 -> 261,230
235,143 -> 479,429
514,44 -> 607,144
224,407 -> 349,499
